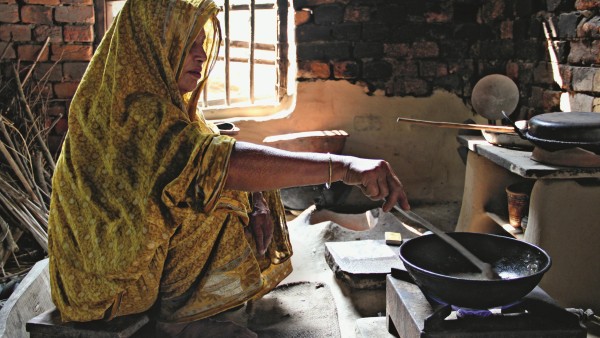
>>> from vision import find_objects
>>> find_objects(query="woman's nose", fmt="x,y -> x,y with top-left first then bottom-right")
197,49 -> 207,62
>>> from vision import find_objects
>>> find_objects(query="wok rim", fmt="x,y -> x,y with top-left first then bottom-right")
399,232 -> 552,282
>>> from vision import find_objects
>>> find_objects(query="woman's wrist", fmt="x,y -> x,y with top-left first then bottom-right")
329,154 -> 350,185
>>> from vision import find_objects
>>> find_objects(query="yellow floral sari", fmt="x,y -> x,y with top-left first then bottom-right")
48,0 -> 292,323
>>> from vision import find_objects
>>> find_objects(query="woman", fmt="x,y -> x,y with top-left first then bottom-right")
47,0 -> 409,336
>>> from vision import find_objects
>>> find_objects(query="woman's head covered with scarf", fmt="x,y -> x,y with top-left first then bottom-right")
72,0 -> 221,123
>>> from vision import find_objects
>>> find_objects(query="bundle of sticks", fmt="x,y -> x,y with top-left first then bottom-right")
0,38 -> 59,279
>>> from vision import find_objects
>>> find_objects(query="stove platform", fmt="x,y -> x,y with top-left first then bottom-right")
386,272 -> 587,338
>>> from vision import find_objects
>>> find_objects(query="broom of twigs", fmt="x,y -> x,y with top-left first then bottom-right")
0,37 -> 60,279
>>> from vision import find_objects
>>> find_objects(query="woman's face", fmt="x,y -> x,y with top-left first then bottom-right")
178,30 -> 208,94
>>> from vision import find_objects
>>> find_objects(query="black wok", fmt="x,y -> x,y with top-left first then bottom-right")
399,232 -> 551,309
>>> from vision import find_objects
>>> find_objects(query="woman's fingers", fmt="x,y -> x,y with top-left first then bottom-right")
345,158 -> 410,212
252,220 -> 265,254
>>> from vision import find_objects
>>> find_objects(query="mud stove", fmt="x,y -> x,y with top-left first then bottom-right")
386,269 -> 587,338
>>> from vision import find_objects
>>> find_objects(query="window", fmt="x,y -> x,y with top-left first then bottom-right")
97,0 -> 295,120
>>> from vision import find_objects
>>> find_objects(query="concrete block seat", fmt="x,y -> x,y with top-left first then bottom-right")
26,308 -> 151,338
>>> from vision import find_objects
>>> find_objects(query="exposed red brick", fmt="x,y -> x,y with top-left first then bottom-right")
384,43 -> 409,58
48,134 -> 65,153
344,6 -> 369,22
501,20 -> 513,39
63,25 -> 93,42
52,116 -> 69,134
479,0 -> 504,23
53,81 -> 79,98
301,0 -> 337,6
46,103 -> 66,117
21,5 -> 54,25
412,41 -> 439,58
33,62 -> 63,82
333,60 -> 358,79
575,0 -> 600,10
579,17 -> 600,38
425,12 -> 451,23
33,25 -> 63,42
24,0 -> 60,5
0,41 -> 16,58
506,62 -> 519,80
31,82 -> 53,98
61,0 -> 93,4
0,4 -> 19,23
558,64 -> 573,90
542,90 -> 561,111
297,60 -> 330,79
51,43 -> 93,61
568,40 -> 600,65
55,5 -> 94,24
63,61 -> 88,80
0,24 -> 32,41
17,43 -> 50,61
295,10 -> 311,26
406,78 -> 429,95
0,0 -> 17,4
420,61 -> 448,77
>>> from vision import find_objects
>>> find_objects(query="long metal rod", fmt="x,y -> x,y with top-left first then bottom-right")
393,205 -> 499,280
276,0 -> 288,101
249,0 -> 256,104
224,0 -> 231,106
396,117 -> 516,133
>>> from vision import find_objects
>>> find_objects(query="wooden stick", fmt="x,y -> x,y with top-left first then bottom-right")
396,117 -> 516,133
0,39 -> 11,61
34,152 -> 50,197
0,216 -> 22,269
12,65 -> 56,170
0,191 -> 47,251
22,37 -> 50,87
0,141 -> 41,206
0,118 -> 31,186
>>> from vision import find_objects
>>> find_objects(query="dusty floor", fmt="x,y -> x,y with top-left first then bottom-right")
281,202 -> 461,337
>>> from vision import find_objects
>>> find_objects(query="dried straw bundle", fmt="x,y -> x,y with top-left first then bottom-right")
0,38 -> 59,279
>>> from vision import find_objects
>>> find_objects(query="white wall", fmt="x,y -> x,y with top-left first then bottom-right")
231,81 -> 485,203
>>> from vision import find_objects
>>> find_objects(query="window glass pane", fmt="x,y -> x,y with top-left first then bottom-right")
255,9 -> 277,44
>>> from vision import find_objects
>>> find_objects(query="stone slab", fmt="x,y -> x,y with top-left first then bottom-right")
0,258 -> 53,338
457,135 -> 600,179
354,317 -> 394,338
324,240 -> 405,289
26,308 -> 149,338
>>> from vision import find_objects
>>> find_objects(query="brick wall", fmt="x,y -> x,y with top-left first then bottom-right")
294,0 -> 600,119
1,0 -> 599,150
0,0 -> 94,150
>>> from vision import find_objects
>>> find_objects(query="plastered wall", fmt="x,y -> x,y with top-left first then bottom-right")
233,81 -> 485,203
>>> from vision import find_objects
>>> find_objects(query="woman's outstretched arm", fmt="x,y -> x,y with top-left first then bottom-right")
225,141 -> 410,212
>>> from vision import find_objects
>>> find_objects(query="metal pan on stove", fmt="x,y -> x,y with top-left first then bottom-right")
504,111 -> 600,153
399,232 -> 551,309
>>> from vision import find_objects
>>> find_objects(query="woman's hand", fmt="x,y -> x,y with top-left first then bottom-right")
340,157 -> 410,213
247,192 -> 273,256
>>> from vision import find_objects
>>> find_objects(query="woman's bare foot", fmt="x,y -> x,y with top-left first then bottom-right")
156,318 -> 257,338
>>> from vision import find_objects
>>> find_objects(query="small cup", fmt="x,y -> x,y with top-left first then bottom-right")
506,181 -> 534,228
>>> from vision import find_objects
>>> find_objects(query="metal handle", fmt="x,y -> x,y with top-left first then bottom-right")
393,205 -> 498,279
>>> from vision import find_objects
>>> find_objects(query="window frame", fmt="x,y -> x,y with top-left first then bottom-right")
95,0 -> 296,121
